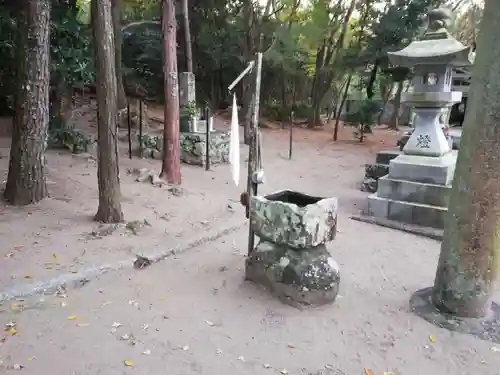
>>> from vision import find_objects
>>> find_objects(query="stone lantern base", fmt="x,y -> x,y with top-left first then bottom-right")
246,190 -> 339,307
367,151 -> 457,229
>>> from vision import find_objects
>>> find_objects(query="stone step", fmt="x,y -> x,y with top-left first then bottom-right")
377,176 -> 451,207
364,163 -> 389,180
375,149 -> 401,165
367,194 -> 447,229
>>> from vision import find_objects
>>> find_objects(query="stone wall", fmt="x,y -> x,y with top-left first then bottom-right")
139,131 -> 230,166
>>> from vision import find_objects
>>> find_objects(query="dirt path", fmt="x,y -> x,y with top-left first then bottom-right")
2,109 -> 496,374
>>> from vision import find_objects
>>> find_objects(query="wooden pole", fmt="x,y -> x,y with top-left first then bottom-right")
204,107 -> 210,170
289,111 -> 294,160
127,101 -> 132,159
138,99 -> 143,157
247,52 -> 263,256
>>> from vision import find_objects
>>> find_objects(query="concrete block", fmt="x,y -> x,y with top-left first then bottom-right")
377,176 -> 451,207
367,194 -> 448,229
388,152 -> 457,185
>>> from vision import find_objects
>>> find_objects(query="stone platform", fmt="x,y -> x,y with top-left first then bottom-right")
139,131 -> 230,167
366,152 -> 457,229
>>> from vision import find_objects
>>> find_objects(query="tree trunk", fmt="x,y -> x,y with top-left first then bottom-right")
366,60 -> 379,100
333,74 -> 352,141
432,0 -> 500,318
389,81 -> 403,130
160,0 -> 181,184
181,0 -> 193,72
111,0 -> 127,110
4,0 -> 51,206
91,0 -> 124,223
377,82 -> 395,125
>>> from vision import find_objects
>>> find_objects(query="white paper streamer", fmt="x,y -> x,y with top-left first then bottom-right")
229,94 -> 240,187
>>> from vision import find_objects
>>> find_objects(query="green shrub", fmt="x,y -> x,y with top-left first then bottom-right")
344,99 -> 381,142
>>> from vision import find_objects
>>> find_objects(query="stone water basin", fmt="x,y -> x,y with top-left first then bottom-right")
245,190 -> 340,307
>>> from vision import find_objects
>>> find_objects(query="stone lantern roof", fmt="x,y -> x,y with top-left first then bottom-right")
387,8 -> 473,67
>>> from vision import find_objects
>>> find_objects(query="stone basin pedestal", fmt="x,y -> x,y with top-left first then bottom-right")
245,190 -> 339,307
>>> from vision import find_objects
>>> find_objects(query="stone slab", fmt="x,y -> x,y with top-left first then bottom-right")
377,176 -> 451,207
388,151 -> 457,185
245,240 -> 340,308
367,194 -> 448,229
375,149 -> 401,165
410,287 -> 500,344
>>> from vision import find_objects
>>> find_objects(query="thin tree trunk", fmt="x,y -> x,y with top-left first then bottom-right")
4,0 -> 51,205
91,0 -> 124,223
389,81 -> 403,130
111,0 -> 127,110
432,0 -> 500,318
160,0 -> 181,184
366,59 -> 379,100
377,82 -> 395,125
182,0 -> 193,72
333,74 -> 351,141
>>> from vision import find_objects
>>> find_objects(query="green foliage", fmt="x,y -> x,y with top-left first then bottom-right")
51,1 -> 94,86
0,6 -> 17,114
180,102 -> 198,120
344,99 -> 381,142
47,116 -> 92,153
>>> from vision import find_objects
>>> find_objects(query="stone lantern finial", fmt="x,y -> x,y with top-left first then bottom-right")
423,7 -> 453,40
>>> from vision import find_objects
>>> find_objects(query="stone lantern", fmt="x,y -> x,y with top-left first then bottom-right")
367,8 -> 473,229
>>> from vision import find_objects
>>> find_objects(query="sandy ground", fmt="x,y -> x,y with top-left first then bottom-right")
0,106 -> 499,374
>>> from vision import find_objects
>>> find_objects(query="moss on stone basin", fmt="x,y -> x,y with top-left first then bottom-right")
249,190 -> 338,250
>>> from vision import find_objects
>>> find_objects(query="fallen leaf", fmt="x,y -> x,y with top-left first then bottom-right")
383,372 -> 394,375
67,316 -> 78,320
491,346 -> 500,352
76,323 -> 89,327
1,337 -> 6,343
280,369 -> 289,375
23,275 -> 33,279
27,356 -> 34,361
364,369 -> 375,375
237,356 -> 245,362
112,322 -> 122,328
181,345 -> 189,351
216,349 -> 223,355
120,334 -> 130,340
263,364 -> 271,369
12,364 -> 24,370
287,343 -> 296,349
142,350 -> 151,356
429,335 -> 436,343
480,360 -> 488,364
70,270 -> 78,274
205,320 -> 215,327
7,328 -> 17,335
159,296 -> 165,301
124,360 -> 134,367
52,253 -> 58,259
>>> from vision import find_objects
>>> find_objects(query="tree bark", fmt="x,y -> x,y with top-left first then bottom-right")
333,74 -> 351,141
160,0 -> 181,184
388,81 -> 403,130
111,0 -> 127,110
432,0 -> 500,318
91,0 -> 124,223
4,0 -> 51,206
181,0 -> 193,73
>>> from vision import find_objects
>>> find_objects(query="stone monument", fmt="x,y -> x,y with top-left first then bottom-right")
367,7 -> 473,229
245,190 -> 340,307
